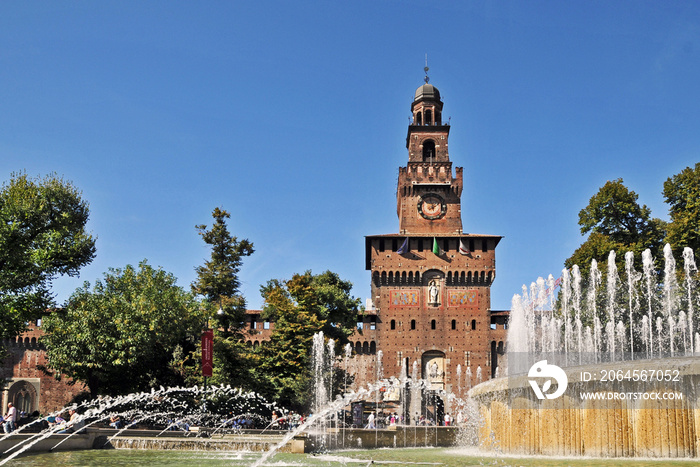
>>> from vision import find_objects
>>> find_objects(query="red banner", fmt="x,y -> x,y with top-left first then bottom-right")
201,329 -> 213,377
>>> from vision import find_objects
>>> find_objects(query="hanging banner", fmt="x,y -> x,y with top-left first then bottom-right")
202,329 -> 213,377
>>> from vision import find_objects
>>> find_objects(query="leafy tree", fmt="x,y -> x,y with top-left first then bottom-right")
42,261 -> 204,397
0,173 -> 96,340
566,179 -> 665,274
191,207 -> 254,387
663,163 -> 700,256
256,270 -> 360,409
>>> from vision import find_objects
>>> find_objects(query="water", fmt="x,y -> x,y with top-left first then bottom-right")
507,244 -> 700,368
0,385 -> 278,465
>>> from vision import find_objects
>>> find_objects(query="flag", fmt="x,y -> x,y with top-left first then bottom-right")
432,237 -> 443,256
459,239 -> 471,256
397,237 -> 409,254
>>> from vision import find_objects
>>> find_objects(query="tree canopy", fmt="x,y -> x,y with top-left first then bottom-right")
663,162 -> 700,257
191,207 -> 254,387
42,261 -> 204,397
255,270 -> 360,409
0,173 -> 96,340
566,179 -> 665,273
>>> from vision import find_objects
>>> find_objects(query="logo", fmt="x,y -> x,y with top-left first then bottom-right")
528,360 -> 568,399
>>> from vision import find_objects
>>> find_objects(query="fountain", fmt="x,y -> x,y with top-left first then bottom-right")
2,327 -> 471,465
0,385 -> 287,464
472,244 -> 700,458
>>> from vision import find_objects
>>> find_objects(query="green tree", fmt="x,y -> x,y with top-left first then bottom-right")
256,270 -> 360,409
0,173 -> 96,340
663,163 -> 700,256
566,179 -> 665,273
42,261 -> 204,397
191,207 -> 254,386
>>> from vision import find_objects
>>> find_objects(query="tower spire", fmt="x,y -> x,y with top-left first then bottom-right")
424,53 -> 430,84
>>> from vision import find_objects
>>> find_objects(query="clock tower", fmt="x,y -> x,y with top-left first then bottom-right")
398,81 -> 463,235
355,73 -> 507,419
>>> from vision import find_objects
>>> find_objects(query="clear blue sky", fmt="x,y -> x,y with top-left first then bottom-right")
2,1 -> 699,312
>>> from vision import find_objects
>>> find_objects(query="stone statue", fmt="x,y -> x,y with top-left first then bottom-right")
428,280 -> 439,305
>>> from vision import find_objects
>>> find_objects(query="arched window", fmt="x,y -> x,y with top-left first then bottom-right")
411,319 -> 416,330
390,319 -> 396,330
355,341 -> 362,354
471,319 -> 476,330
369,341 -> 376,354
431,319 -> 436,330
425,109 -> 433,125
416,111 -> 422,125
451,319 -> 456,330
422,140 -> 436,161
362,341 -> 369,354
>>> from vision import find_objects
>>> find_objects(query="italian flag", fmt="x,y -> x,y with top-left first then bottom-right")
432,237 -> 444,256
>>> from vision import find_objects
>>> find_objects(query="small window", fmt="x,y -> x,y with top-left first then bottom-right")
411,319 -> 416,330
431,319 -> 436,330
451,319 -> 456,330
490,323 -> 497,330
357,321 -> 364,330
390,319 -> 396,330
370,319 -> 376,331
264,321 -> 270,330
422,140 -> 436,161
471,319 -> 476,330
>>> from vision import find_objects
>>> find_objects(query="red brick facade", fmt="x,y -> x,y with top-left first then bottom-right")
1,323 -> 87,416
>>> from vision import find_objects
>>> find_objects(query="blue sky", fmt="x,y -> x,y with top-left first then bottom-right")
2,1 -> 699,312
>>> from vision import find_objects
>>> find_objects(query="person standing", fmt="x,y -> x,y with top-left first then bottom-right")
365,411 -> 376,429
3,403 -> 17,433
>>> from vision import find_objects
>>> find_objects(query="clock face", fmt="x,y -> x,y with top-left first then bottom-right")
418,193 -> 446,220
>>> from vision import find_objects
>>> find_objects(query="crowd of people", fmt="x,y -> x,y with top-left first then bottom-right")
360,410 -> 467,429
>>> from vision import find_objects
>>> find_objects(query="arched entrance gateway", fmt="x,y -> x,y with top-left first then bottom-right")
420,351 -> 445,425
3,379 -> 39,415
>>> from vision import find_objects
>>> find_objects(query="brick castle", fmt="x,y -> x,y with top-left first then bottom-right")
2,75 -> 507,415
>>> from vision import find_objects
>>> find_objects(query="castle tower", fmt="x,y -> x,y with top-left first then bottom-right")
359,74 -> 507,414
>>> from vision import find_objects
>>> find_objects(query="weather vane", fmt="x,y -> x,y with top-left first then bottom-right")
424,53 -> 430,84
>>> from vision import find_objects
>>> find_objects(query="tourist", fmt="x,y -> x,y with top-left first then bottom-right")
58,409 -> 85,434
365,411 -> 376,429
456,410 -> 464,426
109,415 -> 125,429
3,403 -> 17,433
444,413 -> 451,426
